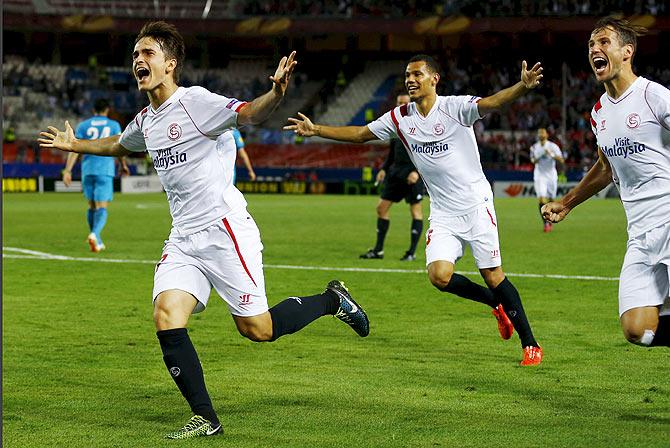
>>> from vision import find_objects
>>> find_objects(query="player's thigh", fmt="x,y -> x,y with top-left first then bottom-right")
154,289 -> 200,330
231,311 -> 273,342
198,211 -> 270,318
82,175 -> 96,201
153,242 -> 212,314
534,177 -> 548,199
619,306 -> 660,344
618,237 -> 669,317
427,260 -> 455,287
92,175 -> 114,202
468,205 -> 502,269
546,176 -> 558,199
425,219 -> 465,267
376,198 -> 393,218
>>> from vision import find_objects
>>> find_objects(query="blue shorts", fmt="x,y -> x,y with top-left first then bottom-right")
83,175 -> 114,202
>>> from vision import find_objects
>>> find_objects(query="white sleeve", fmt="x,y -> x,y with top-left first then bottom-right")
180,87 -> 246,137
119,112 -> 147,153
551,143 -> 562,157
443,96 -> 482,127
645,81 -> 670,131
367,110 -> 397,141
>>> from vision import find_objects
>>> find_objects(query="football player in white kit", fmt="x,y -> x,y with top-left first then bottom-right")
38,21 -> 370,439
529,128 -> 564,232
543,17 -> 670,349
286,54 -> 544,366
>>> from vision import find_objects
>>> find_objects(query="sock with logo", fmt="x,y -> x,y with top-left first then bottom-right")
157,328 -> 220,427
373,218 -> 390,252
92,208 -> 108,242
87,209 -> 95,232
269,290 -> 340,341
408,219 -> 423,255
439,273 -> 497,308
651,315 -> 670,347
491,278 -> 538,347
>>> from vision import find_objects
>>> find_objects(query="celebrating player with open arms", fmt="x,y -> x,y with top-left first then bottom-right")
286,55 -> 544,365
543,17 -> 670,348
39,21 -> 369,439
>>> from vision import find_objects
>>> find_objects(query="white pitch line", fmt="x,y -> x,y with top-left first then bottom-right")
3,247 -> 619,282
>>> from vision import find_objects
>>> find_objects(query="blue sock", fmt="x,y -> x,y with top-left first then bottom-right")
87,209 -> 95,232
92,208 -> 108,243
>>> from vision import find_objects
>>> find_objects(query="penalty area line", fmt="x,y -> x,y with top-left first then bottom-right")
3,247 -> 619,282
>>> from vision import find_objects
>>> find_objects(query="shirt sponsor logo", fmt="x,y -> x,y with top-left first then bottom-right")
167,123 -> 182,141
626,113 -> 640,129
600,137 -> 646,159
153,147 -> 187,169
410,141 -> 449,156
433,123 -> 445,136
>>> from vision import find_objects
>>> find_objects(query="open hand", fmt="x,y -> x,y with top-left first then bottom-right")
284,112 -> 316,137
38,121 -> 76,152
521,60 -> 543,89
270,51 -> 297,96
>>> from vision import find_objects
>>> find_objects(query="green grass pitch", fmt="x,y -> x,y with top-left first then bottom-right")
3,193 -> 668,447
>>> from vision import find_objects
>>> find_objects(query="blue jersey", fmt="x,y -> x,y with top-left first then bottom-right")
231,128 -> 245,151
75,115 -> 122,177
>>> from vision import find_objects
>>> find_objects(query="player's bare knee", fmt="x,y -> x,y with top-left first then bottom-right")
239,324 -> 273,342
622,324 -> 655,346
429,268 -> 452,289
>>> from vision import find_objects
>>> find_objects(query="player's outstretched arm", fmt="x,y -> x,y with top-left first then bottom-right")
38,121 -> 130,157
238,52 -> 297,126
477,61 -> 543,115
284,113 -> 378,143
542,149 -> 612,223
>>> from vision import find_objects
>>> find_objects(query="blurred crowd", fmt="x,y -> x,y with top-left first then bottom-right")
242,0 -> 665,17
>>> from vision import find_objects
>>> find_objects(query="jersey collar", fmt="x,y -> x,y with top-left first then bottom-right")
150,86 -> 187,115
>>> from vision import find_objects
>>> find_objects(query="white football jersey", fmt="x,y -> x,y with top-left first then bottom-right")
590,77 -> 670,237
530,140 -> 561,179
368,95 -> 492,217
120,86 -> 248,237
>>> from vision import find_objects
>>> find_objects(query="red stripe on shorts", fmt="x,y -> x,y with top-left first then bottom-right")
222,218 -> 258,287
486,207 -> 497,227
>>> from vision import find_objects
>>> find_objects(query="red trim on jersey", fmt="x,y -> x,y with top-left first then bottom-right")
390,108 -> 411,150
486,207 -> 497,227
594,99 -> 602,113
222,218 -> 258,287
399,104 -> 408,117
234,102 -> 248,113
590,117 -> 597,129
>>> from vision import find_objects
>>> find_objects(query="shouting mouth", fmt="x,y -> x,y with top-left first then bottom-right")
136,67 -> 151,83
592,56 -> 608,76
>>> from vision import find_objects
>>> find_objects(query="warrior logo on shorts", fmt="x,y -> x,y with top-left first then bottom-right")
169,367 -> 181,377
239,294 -> 252,306
626,113 -> 640,129
167,123 -> 182,141
426,229 -> 434,246
433,123 -> 445,136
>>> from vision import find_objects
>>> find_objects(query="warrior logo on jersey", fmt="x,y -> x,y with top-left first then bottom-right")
433,123 -> 445,136
626,113 -> 640,129
167,123 -> 182,141
600,120 -> 607,131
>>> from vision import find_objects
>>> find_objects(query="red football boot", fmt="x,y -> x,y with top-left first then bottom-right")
520,345 -> 543,366
492,304 -> 514,340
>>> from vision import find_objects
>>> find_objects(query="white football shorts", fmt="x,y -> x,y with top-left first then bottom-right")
425,203 -> 502,269
619,220 -> 670,316
153,209 -> 269,317
534,174 -> 557,199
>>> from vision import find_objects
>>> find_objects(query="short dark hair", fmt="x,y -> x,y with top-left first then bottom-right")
93,98 -> 110,114
407,54 -> 442,76
136,21 -> 186,83
592,16 -> 647,60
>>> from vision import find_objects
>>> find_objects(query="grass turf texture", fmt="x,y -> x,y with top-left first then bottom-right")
3,193 -> 668,448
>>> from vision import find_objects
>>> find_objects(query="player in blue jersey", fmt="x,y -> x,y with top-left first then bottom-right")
63,99 -> 129,252
230,128 -> 256,182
